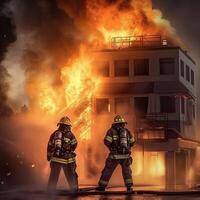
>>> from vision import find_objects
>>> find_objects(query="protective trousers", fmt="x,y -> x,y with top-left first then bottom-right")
98,157 -> 133,188
47,161 -> 78,191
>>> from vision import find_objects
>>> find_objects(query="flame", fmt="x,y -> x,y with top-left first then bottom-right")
60,49 -> 100,140
149,152 -> 165,177
58,0 -> 182,48
29,0 -> 182,141
39,86 -> 59,114
20,0 -> 183,184
90,0 -> 181,46
32,47 -> 100,140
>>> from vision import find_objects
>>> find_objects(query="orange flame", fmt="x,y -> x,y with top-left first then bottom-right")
33,47 -> 100,140
58,0 -> 182,48
27,0 -> 182,141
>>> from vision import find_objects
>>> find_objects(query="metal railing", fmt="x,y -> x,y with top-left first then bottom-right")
110,35 -> 164,49
135,113 -> 168,139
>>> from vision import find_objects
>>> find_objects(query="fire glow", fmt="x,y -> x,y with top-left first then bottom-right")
36,48 -> 100,140
9,0 -> 183,186
27,0 -> 181,141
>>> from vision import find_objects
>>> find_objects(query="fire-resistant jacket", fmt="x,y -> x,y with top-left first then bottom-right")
47,129 -> 77,164
104,125 -> 135,159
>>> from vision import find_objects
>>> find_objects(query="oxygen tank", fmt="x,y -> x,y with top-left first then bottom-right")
120,129 -> 128,154
54,132 -> 62,156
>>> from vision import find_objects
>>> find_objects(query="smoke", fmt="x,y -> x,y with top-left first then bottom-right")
3,0 -> 182,112
57,0 -> 182,48
0,0 -> 16,118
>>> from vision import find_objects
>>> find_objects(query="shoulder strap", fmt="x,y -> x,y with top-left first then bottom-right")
110,127 -> 118,135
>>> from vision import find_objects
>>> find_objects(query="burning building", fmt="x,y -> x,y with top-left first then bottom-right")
1,0 -> 200,190
92,35 -> 199,189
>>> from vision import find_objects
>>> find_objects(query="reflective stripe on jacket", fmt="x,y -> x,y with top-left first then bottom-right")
109,154 -> 130,159
50,156 -> 76,164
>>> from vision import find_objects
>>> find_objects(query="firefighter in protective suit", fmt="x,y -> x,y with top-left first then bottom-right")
47,116 -> 78,192
97,115 -> 135,191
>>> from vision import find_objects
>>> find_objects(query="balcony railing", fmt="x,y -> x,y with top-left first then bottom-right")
110,35 -> 166,49
136,113 -> 168,140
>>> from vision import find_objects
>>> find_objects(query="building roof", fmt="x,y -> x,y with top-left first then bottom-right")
95,46 -> 196,65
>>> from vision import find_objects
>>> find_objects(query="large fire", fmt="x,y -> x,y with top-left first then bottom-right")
7,0 -> 181,186
32,47 -> 100,140
58,0 -> 182,48
26,0 -> 181,141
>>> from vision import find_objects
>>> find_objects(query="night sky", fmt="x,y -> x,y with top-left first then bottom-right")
153,0 -> 200,61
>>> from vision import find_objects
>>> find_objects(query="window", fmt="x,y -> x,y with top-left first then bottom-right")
134,59 -> 149,76
115,97 -> 130,114
193,104 -> 196,119
160,96 -> 176,113
134,97 -> 148,117
160,58 -> 175,75
180,60 -> 184,77
114,60 -> 129,77
96,98 -> 109,113
186,65 -> 190,82
191,70 -> 194,86
94,61 -> 109,77
181,97 -> 185,114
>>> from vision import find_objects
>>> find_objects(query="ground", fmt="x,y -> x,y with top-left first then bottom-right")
1,189 -> 200,200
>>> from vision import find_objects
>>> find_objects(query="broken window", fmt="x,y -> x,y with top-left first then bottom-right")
96,98 -> 109,113
160,96 -> 176,113
115,97 -> 130,114
134,59 -> 149,76
114,60 -> 129,77
180,60 -> 184,77
94,61 -> 109,77
191,70 -> 194,86
160,58 -> 175,75
181,97 -> 185,114
134,97 -> 148,117
186,65 -> 190,82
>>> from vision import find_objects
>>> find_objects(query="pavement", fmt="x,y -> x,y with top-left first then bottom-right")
1,186 -> 200,200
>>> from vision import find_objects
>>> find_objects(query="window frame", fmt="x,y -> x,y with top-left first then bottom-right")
134,96 -> 149,117
180,60 -> 184,78
94,61 -> 110,77
96,98 -> 110,113
186,65 -> 190,82
115,97 -> 131,114
114,60 -> 129,77
191,69 -> 195,86
159,58 -> 175,75
133,59 -> 149,76
160,96 -> 176,113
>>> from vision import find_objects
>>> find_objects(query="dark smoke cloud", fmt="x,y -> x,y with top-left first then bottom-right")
12,0 -> 82,89
0,0 -> 16,118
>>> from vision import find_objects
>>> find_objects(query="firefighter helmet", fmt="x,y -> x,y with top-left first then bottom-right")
113,115 -> 127,124
57,116 -> 72,126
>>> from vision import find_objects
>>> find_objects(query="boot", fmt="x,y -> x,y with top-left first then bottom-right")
127,187 -> 133,192
96,186 -> 105,191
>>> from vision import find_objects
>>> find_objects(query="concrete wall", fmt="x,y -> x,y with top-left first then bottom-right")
93,47 -> 198,140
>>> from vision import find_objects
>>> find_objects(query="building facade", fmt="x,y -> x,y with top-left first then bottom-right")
92,37 -> 199,189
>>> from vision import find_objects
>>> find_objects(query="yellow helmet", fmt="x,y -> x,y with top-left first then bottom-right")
113,115 -> 127,124
57,116 -> 72,126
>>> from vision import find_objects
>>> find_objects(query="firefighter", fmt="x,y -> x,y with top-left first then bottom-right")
97,115 -> 135,191
47,116 -> 78,192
